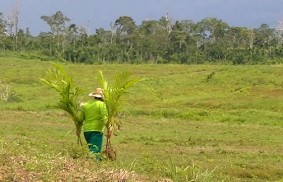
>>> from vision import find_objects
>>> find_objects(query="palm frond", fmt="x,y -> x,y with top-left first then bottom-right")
97,70 -> 142,128
96,70 -> 142,160
41,63 -> 83,145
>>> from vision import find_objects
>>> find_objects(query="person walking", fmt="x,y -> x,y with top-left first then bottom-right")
79,88 -> 108,159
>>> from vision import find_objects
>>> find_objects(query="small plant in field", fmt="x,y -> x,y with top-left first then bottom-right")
0,81 -> 11,102
40,63 -> 83,145
105,169 -> 137,181
163,159 -> 216,181
0,82 -> 21,102
206,71 -> 215,82
96,71 -> 142,160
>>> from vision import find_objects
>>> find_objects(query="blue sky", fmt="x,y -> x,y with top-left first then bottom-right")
0,0 -> 283,36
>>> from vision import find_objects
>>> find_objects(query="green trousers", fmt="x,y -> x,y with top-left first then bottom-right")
84,131 -> 103,154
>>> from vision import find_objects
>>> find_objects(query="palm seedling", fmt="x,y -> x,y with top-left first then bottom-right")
96,70 -> 141,160
40,63 -> 83,146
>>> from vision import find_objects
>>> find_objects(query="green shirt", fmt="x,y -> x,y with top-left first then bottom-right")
80,99 -> 108,132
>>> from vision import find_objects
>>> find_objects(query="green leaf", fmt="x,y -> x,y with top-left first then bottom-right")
40,62 -> 83,128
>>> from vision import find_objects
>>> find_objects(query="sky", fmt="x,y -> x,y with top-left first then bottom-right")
0,0 -> 283,36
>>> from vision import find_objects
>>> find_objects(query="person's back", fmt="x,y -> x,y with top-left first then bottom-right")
79,88 -> 108,159
82,99 -> 107,133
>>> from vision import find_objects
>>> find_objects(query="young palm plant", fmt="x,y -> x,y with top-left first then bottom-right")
40,63 -> 83,146
96,70 -> 141,160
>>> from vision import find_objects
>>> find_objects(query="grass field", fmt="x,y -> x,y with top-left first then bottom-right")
0,54 -> 283,181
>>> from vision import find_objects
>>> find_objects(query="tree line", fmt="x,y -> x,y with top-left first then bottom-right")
1,10 -> 283,64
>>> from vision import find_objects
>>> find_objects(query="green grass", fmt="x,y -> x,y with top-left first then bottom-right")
0,55 -> 283,181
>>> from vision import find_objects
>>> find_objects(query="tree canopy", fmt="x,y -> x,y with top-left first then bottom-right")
0,10 -> 283,64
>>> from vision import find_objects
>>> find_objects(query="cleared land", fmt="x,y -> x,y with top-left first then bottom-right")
0,55 -> 283,181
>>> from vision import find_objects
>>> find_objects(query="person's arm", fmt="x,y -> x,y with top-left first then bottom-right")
101,102 -> 108,125
78,109 -> 85,123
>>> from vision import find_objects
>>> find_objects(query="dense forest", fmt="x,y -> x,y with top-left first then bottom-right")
1,10 -> 283,64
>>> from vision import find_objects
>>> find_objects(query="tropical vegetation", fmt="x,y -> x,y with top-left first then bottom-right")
0,55 -> 283,181
40,63 -> 84,146
1,10 -> 283,64
0,3 -> 283,181
96,71 -> 142,160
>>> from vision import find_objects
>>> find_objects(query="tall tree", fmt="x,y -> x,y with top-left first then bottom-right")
114,16 -> 136,35
41,11 -> 71,56
0,12 -> 8,50
253,24 -> 276,60
114,16 -> 137,62
138,19 -> 170,62
6,0 -> 19,50
0,12 -> 6,35
169,22 -> 187,49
